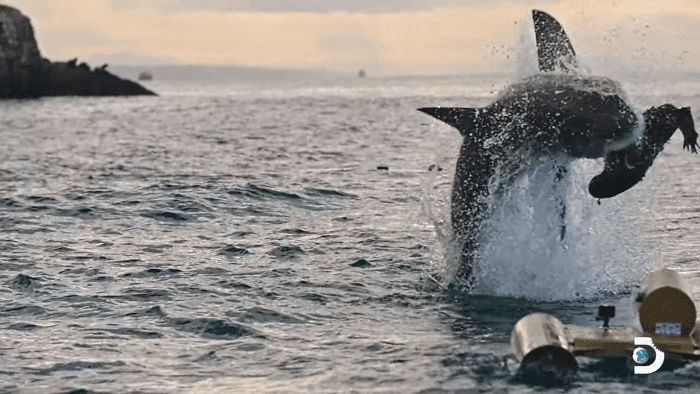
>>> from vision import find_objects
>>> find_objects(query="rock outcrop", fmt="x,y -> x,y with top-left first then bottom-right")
43,60 -> 155,96
0,5 -> 46,97
0,5 -> 155,98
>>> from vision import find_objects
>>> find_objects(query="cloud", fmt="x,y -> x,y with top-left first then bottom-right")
86,51 -> 179,66
39,27 -> 114,50
111,0 -> 561,14
4,0 -> 700,75
320,30 -> 381,52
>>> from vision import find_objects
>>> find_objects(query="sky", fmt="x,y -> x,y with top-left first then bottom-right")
3,0 -> 700,76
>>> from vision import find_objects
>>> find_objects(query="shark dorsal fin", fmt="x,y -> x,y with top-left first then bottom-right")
418,107 -> 478,136
532,10 -> 577,73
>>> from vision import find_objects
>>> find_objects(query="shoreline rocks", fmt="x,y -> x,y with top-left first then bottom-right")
0,5 -> 156,98
43,60 -> 155,96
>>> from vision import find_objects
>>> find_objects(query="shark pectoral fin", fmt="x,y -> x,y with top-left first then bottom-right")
532,9 -> 577,73
418,107 -> 478,137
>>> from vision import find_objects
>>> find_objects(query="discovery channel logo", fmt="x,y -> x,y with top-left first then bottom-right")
633,337 -> 665,374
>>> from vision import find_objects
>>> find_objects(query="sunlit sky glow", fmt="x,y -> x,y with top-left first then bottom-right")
4,0 -> 700,75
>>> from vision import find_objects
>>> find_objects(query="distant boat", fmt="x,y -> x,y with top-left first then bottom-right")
138,71 -> 153,81
358,69 -> 366,78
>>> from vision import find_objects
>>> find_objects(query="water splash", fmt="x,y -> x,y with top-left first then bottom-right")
469,158 -> 654,300
514,15 -> 539,79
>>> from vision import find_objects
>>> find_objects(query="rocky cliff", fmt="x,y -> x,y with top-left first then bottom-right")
0,5 -> 155,98
0,5 -> 46,97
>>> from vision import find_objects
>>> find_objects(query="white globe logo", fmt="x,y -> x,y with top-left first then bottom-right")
633,347 -> 650,364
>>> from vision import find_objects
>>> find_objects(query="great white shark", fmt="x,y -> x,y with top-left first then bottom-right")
419,10 -> 699,282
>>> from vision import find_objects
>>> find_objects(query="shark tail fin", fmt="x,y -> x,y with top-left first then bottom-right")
418,107 -> 478,137
532,9 -> 577,73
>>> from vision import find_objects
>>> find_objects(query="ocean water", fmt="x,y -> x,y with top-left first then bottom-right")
1,70 -> 700,393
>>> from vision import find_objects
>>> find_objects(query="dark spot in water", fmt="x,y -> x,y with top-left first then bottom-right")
229,183 -> 302,201
197,267 -> 230,276
148,268 -> 180,274
194,350 -> 218,362
377,166 -> 389,170
78,207 -> 95,215
114,259 -> 141,264
37,361 -> 126,375
217,280 -> 252,289
125,305 -> 168,319
350,259 -> 373,268
7,273 -> 41,289
169,317 -> 260,339
302,188 -> 356,198
0,197 -> 22,207
103,328 -> 164,339
66,193 -> 87,201
233,307 -> 307,324
27,205 -> 50,212
92,275 -> 115,282
25,195 -> 59,204
52,246 -> 74,253
1,305 -> 47,316
142,247 -> 167,254
280,228 -> 311,235
269,245 -> 305,258
54,207 -> 96,219
428,164 -> 443,172
8,322 -> 40,330
237,343 -> 266,352
62,389 -> 102,394
118,199 -> 141,206
300,292 -> 327,304
269,268 -> 295,277
365,341 -> 405,355
141,210 -> 190,222
259,290 -> 281,300
122,288 -> 171,301
332,216 -> 351,222
219,245 -> 250,256
60,267 -> 103,276
145,305 -> 167,318
121,268 -> 182,278
54,294 -> 103,304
